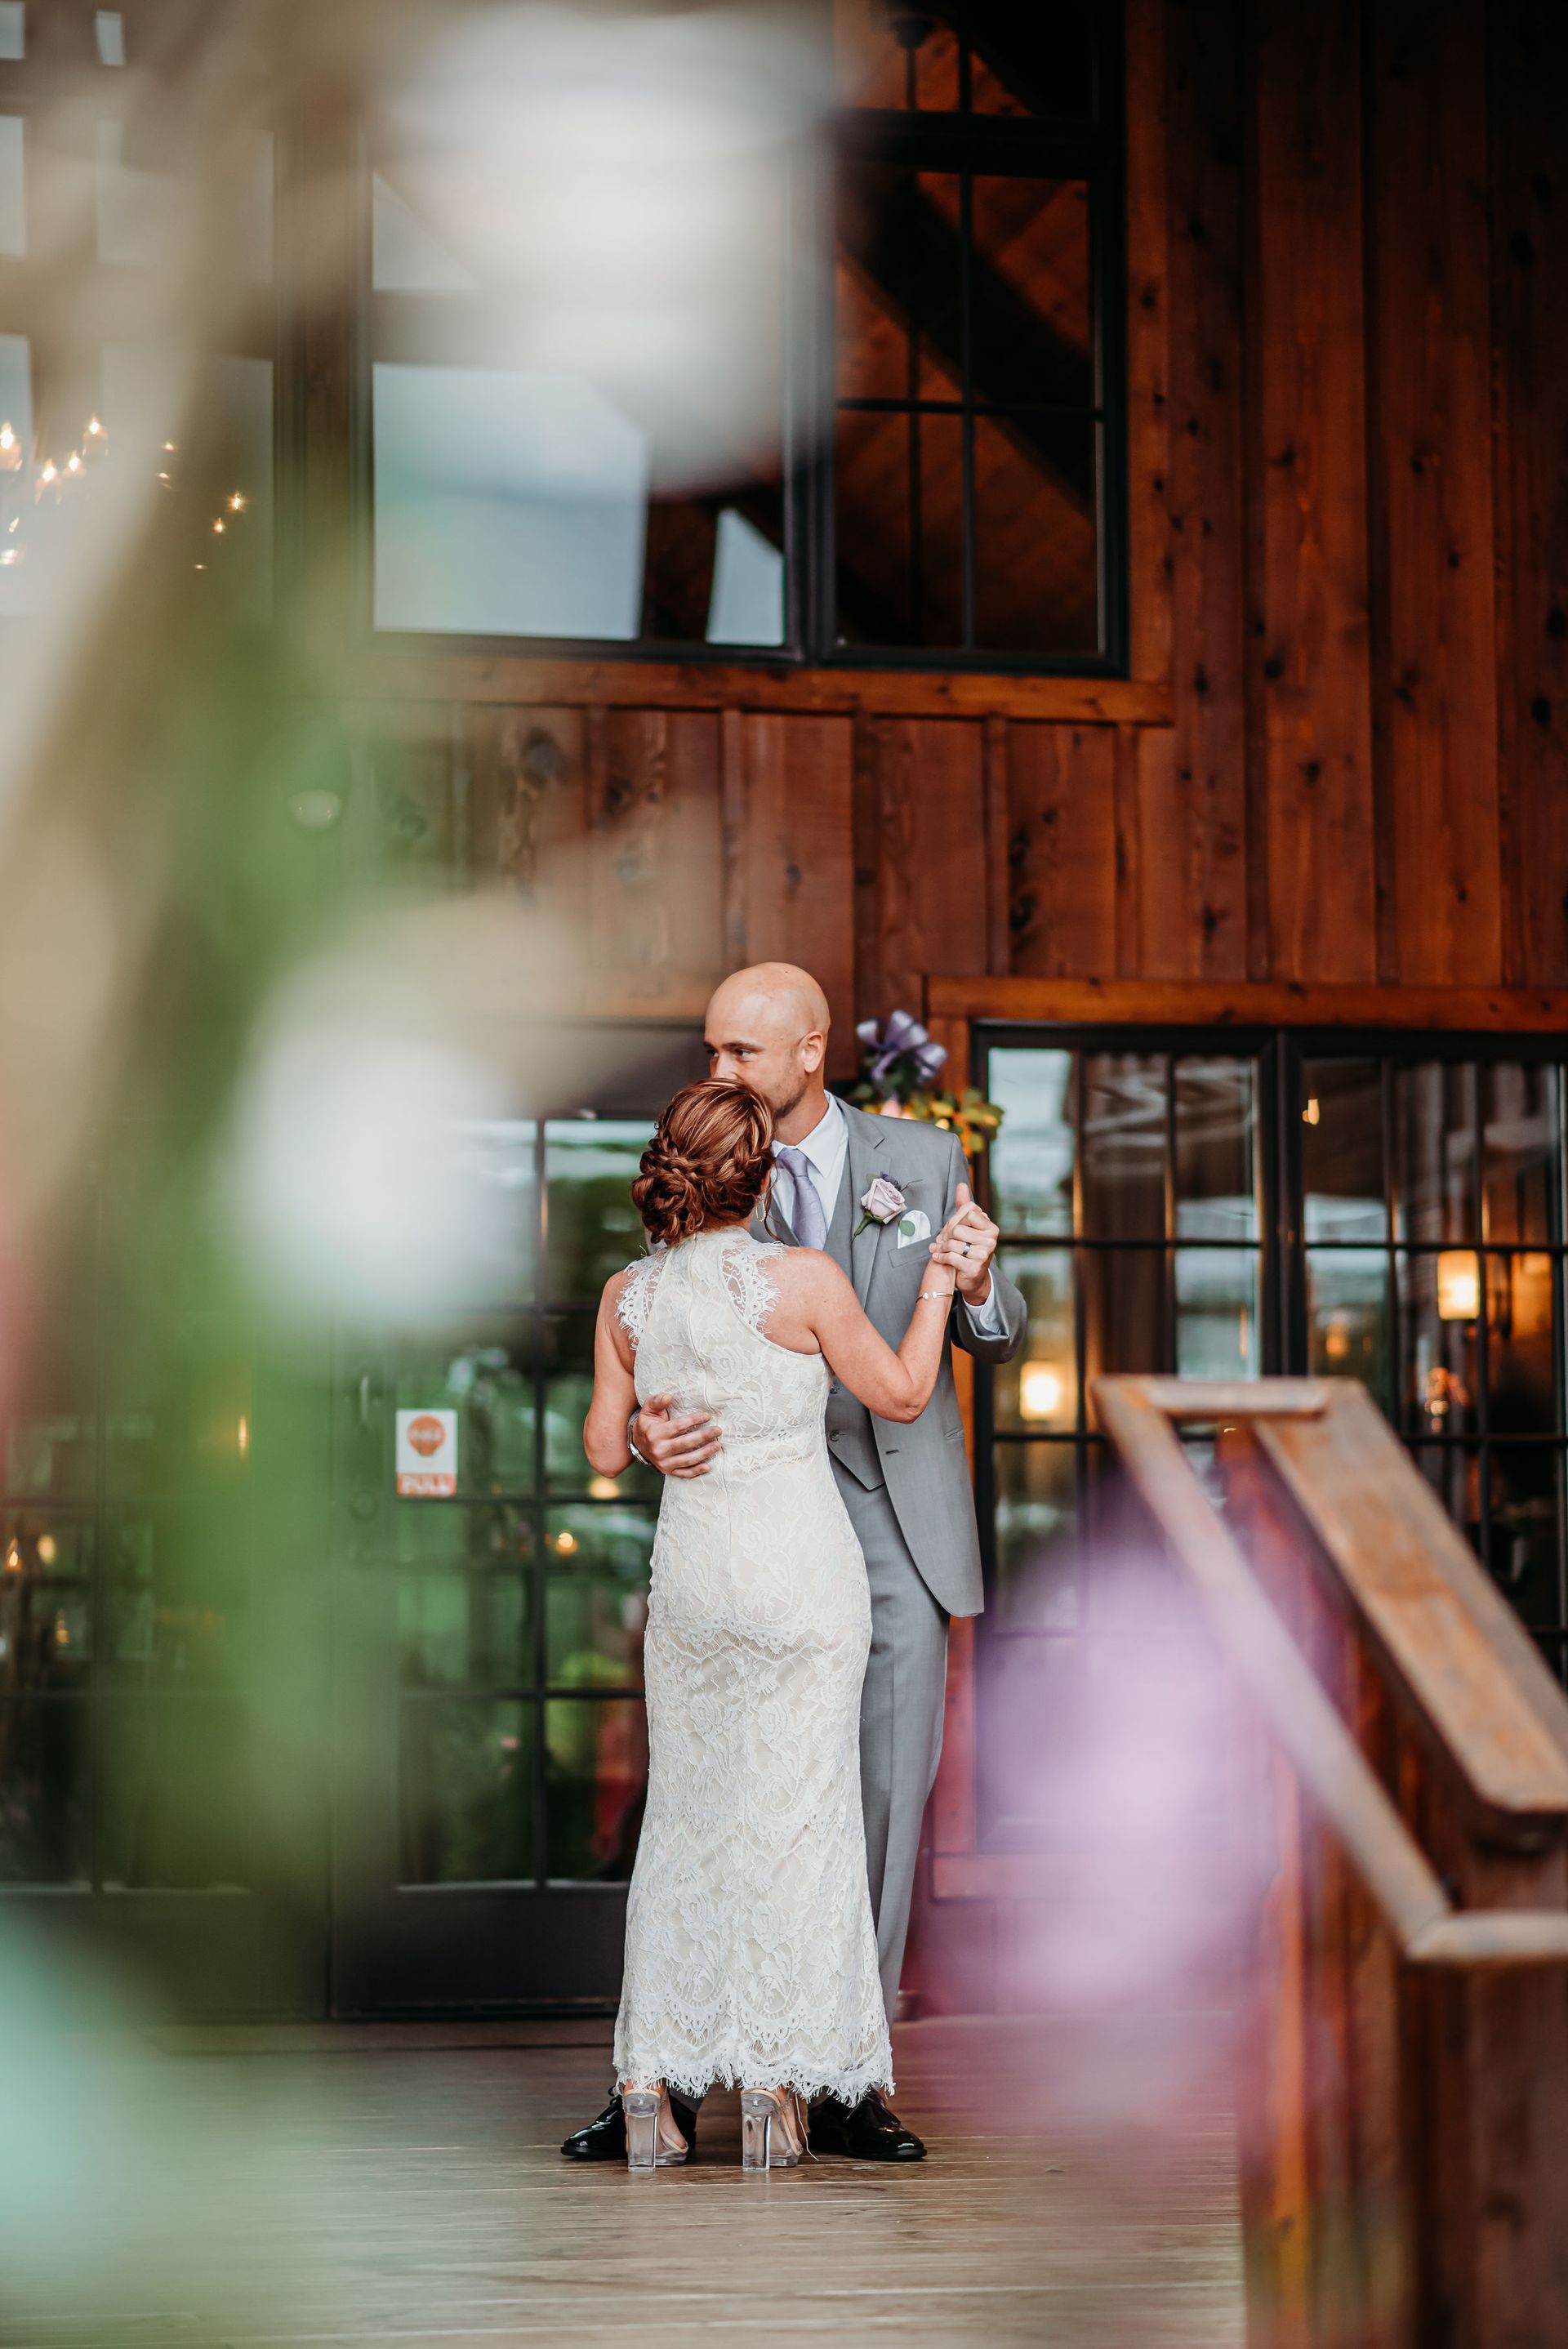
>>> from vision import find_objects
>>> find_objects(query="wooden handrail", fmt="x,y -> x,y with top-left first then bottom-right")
1093,1377 -> 1568,1966
1093,1375 -> 1568,2348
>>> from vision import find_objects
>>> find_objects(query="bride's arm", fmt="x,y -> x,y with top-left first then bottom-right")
583,1273 -> 638,1475
773,1252 -> 957,1424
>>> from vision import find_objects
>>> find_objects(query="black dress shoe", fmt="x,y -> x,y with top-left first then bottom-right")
808,2088 -> 927,2161
559,2093 -> 698,2161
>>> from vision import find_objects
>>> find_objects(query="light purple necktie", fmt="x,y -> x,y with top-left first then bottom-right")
775,1145 -> 826,1250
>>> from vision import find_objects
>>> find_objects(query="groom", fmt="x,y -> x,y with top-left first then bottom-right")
562,962 -> 1026,2163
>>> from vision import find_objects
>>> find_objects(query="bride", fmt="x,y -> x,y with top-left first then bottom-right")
583,1076 -> 958,2171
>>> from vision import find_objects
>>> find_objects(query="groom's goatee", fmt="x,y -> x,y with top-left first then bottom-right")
764,1076 -> 810,1122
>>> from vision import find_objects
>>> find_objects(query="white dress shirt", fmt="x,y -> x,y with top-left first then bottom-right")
771,1095 -> 1004,1331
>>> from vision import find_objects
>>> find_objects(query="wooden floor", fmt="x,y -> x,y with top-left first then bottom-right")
2,2017 -> 1245,2348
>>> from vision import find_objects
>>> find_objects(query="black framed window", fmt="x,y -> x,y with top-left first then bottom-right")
385,1028 -> 706,1888
1,1153 -> 260,1892
363,0 -> 1124,673
826,2 -> 1124,666
0,6 -> 278,625
1290,1050 -> 1568,1672
975,1027 -> 1568,1852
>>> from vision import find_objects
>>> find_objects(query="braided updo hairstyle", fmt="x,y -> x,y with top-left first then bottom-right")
632,1077 -> 775,1247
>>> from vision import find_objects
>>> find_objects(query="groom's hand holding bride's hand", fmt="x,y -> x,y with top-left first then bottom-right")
633,1394 -> 723,1479
927,1181 -> 1000,1305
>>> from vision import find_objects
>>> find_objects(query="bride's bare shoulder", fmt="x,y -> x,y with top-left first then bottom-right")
764,1245 -> 853,1304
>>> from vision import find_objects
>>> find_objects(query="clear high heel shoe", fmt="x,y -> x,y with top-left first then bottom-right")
621,2084 -> 688,2171
740,2085 -> 808,2171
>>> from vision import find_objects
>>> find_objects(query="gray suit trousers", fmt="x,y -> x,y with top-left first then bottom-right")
835,1469 -> 947,2024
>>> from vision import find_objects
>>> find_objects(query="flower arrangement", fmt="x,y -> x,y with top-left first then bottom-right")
841,1010 -> 1005,1161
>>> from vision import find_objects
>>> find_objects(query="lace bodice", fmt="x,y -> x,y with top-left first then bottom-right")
611,1224 -> 891,2106
617,1228 -> 827,1469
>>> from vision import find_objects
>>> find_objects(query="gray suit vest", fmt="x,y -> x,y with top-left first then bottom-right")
817,1170 -> 886,1491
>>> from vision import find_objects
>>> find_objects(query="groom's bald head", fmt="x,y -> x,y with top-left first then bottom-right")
705,963 -> 831,1136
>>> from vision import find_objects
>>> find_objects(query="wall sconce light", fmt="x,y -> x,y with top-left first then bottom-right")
1437,1250 -> 1480,1322
1018,1360 -> 1066,1422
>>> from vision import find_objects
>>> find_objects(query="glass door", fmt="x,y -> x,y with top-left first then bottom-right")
972,1024 -> 1568,1855
972,1032 -> 1274,1852
328,1031 -> 702,2013
0,1146 -> 329,2014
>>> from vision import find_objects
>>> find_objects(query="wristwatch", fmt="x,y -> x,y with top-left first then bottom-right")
627,1408 -> 650,1468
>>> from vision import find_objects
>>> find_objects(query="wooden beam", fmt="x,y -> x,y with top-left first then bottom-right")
926,974 -> 1568,1032
1123,0 -> 1173,688
1490,0 -> 1568,985
1147,0 -> 1249,982
724,712 -> 856,1075
343,650 -> 1173,728
1006,724 -> 1119,978
1367,0 -> 1502,986
1246,0 -> 1378,982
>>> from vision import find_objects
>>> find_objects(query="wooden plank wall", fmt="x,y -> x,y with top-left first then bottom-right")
343,0 -> 1568,2014
359,0 -> 1566,1050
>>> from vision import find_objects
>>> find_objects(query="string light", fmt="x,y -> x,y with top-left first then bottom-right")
0,411 -> 247,579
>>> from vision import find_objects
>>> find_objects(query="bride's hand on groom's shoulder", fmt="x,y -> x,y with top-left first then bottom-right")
634,1393 -> 723,1479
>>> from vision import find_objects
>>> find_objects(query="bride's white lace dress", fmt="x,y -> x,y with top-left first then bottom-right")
612,1225 -> 893,2105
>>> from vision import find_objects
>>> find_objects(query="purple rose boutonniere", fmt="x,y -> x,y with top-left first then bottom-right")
853,1174 -> 907,1240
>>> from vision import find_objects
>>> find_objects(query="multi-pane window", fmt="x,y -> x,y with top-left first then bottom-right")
1,1162 -> 257,1890
367,0 -> 1123,670
387,1035 -> 705,1889
831,3 -> 1121,662
977,1041 -> 1263,1850
1296,1055 -> 1567,1681
977,1030 -> 1568,1849
0,7 -> 276,623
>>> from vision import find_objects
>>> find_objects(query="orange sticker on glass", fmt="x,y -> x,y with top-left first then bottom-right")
395,1407 -> 457,1497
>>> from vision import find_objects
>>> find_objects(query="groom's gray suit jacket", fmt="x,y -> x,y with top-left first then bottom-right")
752,1101 -> 1026,1619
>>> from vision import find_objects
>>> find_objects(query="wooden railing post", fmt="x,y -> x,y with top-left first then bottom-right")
1222,1424 -> 1416,2349
1094,1377 -> 1568,2349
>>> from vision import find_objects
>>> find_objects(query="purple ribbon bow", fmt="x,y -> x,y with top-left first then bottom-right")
857,1009 -> 949,1089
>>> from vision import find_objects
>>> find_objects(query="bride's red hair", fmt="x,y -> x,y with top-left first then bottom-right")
633,1078 -> 774,1246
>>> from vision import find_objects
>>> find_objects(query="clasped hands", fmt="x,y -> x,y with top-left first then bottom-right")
632,1183 -> 1000,1482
